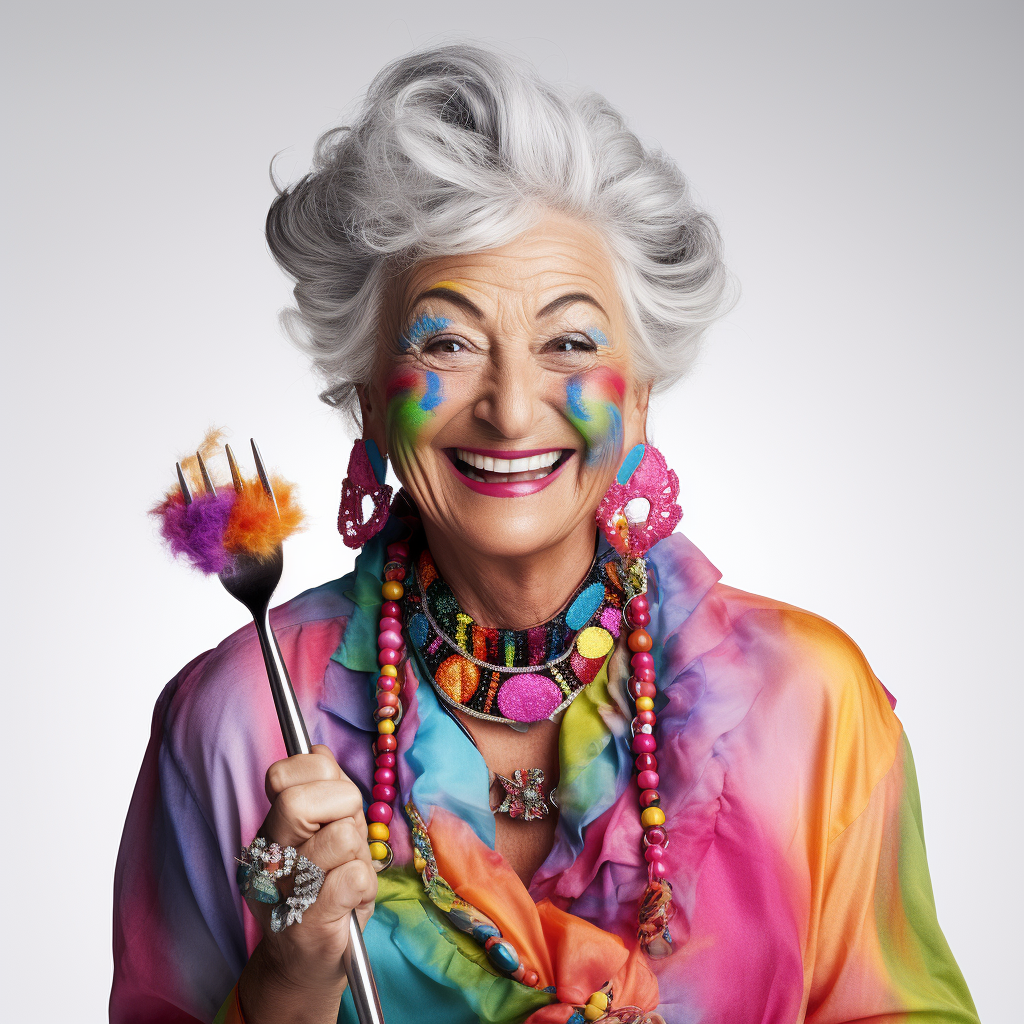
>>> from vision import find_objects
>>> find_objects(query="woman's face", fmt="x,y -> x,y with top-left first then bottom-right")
360,212 -> 649,561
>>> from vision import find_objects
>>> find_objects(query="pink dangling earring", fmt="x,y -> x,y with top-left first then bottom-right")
338,439 -> 393,548
596,443 -> 681,557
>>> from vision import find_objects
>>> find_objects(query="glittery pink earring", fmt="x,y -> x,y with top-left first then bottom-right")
596,443 -> 682,557
338,439 -> 393,548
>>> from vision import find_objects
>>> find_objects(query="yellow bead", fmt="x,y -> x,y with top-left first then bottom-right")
641,806 -> 666,827
368,841 -> 390,860
635,696 -> 654,712
413,856 -> 427,873
377,719 -> 395,734
380,664 -> 398,678
583,1005 -> 603,1021
382,581 -> 404,601
576,625 -> 614,660
367,823 -> 390,841
587,992 -> 610,1011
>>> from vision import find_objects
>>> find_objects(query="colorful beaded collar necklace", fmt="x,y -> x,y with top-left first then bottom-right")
405,547 -> 626,725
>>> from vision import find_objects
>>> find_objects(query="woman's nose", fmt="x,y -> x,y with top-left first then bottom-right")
472,354 -> 542,440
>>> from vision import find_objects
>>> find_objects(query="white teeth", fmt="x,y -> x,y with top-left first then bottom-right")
456,448 -> 562,473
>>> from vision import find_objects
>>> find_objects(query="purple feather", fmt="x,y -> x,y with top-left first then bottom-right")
154,491 -> 236,574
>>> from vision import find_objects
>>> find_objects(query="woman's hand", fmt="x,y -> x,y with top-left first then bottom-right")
237,745 -> 377,1024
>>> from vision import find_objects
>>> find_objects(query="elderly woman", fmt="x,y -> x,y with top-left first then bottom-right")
110,44 -> 978,1024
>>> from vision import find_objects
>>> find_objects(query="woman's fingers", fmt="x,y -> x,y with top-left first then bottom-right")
313,858 -> 378,926
264,745 -> 343,801
299,817 -> 370,873
262,779 -> 364,848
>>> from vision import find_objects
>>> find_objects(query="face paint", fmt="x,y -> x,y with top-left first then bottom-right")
385,370 -> 444,457
589,328 -> 609,347
564,367 -> 626,467
400,314 -> 451,351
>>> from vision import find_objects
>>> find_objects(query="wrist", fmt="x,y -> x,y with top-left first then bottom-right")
238,940 -> 347,1024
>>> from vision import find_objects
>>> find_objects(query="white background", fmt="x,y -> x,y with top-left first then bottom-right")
3,2 -> 1019,1020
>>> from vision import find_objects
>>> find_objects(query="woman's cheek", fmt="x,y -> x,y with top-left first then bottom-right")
385,369 -> 445,471
564,367 -> 626,469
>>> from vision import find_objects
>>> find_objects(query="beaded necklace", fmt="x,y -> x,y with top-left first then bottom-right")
407,547 -> 624,725
365,534 -> 674,1021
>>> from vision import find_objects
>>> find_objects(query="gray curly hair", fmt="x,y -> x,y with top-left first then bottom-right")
266,43 -> 734,421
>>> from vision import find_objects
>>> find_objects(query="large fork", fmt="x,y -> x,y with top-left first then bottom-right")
178,439 -> 385,1024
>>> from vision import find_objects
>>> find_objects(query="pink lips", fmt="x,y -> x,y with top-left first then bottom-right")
447,448 -> 572,497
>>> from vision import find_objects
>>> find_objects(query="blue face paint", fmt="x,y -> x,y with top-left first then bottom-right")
590,328 -> 609,347
421,371 -> 443,412
400,314 -> 451,351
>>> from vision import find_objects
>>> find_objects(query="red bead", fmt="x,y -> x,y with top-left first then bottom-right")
636,710 -> 656,726
650,858 -> 667,877
377,676 -> 395,691
378,629 -> 403,650
628,677 -> 640,699
632,733 -> 657,754
378,648 -> 401,666
637,770 -> 659,790
384,566 -> 405,581
374,768 -> 395,786
372,784 -> 397,802
377,735 -> 397,752
375,705 -> 396,719
378,616 -> 402,634
376,752 -> 396,768
631,651 -> 654,670
381,601 -> 402,619
635,753 -> 658,772
631,717 -> 652,734
522,970 -> 539,988
638,680 -> 657,698
377,692 -> 400,708
368,802 -> 393,824
387,541 -> 410,560
635,666 -> 656,683
645,825 -> 667,846
628,629 -> 652,652
644,844 -> 664,862
483,936 -> 499,951
629,609 -> 651,627
631,595 -> 649,615
639,789 -> 660,807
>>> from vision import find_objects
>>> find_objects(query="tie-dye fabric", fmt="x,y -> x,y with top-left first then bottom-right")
111,521 -> 978,1023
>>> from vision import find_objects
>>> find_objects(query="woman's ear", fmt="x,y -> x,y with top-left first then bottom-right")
356,382 -> 387,458
627,380 -> 653,446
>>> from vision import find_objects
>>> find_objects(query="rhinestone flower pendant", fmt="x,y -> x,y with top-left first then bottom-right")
493,768 -> 550,821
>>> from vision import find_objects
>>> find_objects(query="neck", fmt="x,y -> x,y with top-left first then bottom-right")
420,520 -> 598,630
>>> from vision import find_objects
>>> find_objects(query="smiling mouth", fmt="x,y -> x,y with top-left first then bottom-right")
447,447 -> 574,485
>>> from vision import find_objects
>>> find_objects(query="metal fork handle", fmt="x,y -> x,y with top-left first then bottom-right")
253,610 -> 386,1024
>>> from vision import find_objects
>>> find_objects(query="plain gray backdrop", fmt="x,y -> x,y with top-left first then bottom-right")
3,2 -> 1020,1020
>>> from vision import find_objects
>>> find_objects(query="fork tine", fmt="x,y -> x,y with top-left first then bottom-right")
225,443 -> 243,494
250,438 -> 281,517
196,451 -> 216,496
176,462 -> 194,505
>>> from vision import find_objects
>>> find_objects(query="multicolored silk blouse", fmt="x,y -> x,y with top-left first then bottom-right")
110,526 -> 978,1023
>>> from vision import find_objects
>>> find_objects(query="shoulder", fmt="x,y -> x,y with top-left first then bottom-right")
154,575 -> 356,785
690,582 -> 903,838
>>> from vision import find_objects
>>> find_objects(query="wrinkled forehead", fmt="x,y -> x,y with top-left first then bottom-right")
394,215 -> 624,323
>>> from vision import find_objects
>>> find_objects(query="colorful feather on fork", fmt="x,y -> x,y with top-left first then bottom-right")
150,428 -> 305,572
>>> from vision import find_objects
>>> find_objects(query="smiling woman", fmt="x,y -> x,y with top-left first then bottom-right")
111,41 -> 978,1024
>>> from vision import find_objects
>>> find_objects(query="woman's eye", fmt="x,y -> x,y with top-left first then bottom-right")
548,334 -> 597,354
422,335 -> 467,354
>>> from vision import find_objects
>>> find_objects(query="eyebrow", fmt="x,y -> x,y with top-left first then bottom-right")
412,287 -> 608,324
536,292 -> 608,319
412,286 -> 484,320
